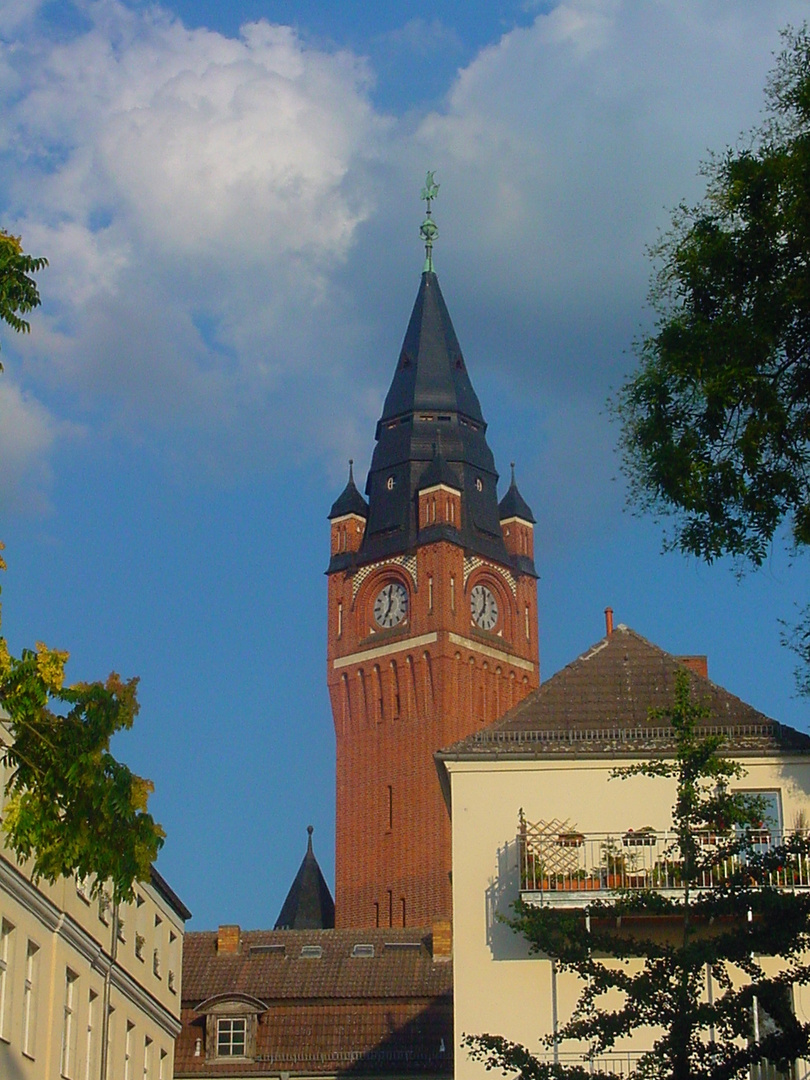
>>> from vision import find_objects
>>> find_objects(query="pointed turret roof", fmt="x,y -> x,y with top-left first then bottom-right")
379,271 -> 485,425
274,827 -> 335,931
499,463 -> 535,523
359,270 -> 509,565
328,461 -> 368,520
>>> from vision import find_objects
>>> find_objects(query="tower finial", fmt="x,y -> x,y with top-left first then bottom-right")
348,458 -> 354,484
510,462 -> 516,485
419,171 -> 440,273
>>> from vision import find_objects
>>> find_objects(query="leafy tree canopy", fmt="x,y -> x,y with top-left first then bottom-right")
0,545 -> 164,903
615,26 -> 810,681
0,230 -> 47,368
466,672 -> 810,1080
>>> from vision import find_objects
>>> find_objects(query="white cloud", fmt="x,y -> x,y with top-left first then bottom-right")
0,378 -> 61,514
1,0 -> 809,544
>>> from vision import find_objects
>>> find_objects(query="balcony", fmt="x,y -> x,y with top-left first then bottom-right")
518,813 -> 810,908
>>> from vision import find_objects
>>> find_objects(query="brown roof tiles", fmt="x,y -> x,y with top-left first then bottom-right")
438,625 -> 810,759
176,927 -> 452,1077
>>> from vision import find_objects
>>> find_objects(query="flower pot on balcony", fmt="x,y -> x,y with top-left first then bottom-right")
568,877 -> 600,891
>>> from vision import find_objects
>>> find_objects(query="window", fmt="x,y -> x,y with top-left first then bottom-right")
217,1017 -> 247,1057
22,940 -> 39,1058
144,1035 -> 153,1080
61,968 -> 78,1077
125,1021 -> 135,1080
0,919 -> 14,1042
159,1049 -> 167,1080
85,990 -> 98,1080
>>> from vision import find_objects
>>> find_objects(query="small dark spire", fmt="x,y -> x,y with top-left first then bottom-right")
275,826 -> 335,930
328,459 -> 368,519
499,462 -> 536,523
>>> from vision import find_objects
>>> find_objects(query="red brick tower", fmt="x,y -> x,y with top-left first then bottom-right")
327,200 -> 539,929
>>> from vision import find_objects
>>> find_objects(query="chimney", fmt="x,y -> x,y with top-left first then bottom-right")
604,607 -> 614,636
217,924 -> 241,954
431,919 -> 452,962
678,655 -> 708,679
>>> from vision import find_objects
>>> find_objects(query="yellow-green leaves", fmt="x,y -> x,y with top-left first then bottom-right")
0,230 -> 48,365
0,553 -> 164,903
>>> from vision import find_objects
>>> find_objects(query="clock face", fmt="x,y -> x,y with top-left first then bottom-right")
373,582 -> 408,629
471,584 -> 498,631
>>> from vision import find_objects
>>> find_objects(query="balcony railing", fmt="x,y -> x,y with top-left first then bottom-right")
518,814 -> 810,898
533,1051 -> 797,1080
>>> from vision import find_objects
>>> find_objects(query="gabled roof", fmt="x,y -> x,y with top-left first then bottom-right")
418,440 -> 461,493
438,624 -> 810,760
275,827 -> 335,931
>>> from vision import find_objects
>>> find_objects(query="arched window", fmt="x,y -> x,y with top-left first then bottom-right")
374,665 -> 384,721
424,651 -> 435,711
390,660 -> 401,717
341,673 -> 350,731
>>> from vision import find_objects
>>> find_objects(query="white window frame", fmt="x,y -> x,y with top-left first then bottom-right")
217,1016 -> 247,1057
124,1020 -> 135,1080
0,918 -> 14,1042
22,939 -> 39,1058
61,968 -> 78,1078
85,989 -> 98,1080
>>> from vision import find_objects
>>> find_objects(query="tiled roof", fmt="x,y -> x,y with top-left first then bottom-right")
182,927 -> 451,1002
177,928 -> 452,1077
438,624 -> 810,758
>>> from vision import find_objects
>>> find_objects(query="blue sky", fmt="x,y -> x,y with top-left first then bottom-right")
1,0 -> 809,930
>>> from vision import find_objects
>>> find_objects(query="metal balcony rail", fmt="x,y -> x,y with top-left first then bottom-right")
534,1052 -> 795,1080
534,1051 -> 644,1077
519,816 -> 810,895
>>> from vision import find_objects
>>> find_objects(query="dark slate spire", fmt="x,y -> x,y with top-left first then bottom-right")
328,460 -> 368,520
274,826 -> 335,931
499,463 -> 536,523
360,269 -> 509,565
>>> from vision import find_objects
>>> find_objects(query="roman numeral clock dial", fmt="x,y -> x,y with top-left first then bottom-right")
373,582 -> 408,629
471,584 -> 498,631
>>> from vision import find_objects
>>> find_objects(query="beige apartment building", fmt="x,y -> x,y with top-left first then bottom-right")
0,727 -> 190,1078
436,622 -> 810,1080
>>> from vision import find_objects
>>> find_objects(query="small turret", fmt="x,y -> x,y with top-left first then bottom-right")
499,463 -> 536,575
329,460 -> 367,565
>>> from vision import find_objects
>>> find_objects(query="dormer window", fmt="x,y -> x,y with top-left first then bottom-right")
196,993 -> 266,1063
386,476 -> 395,491
475,477 -> 483,492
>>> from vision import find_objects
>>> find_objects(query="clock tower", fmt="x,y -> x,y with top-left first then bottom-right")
327,181 -> 539,929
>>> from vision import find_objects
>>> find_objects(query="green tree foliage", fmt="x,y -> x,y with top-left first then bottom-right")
615,27 -> 810,681
0,546 -> 164,903
0,230 -> 47,367
465,672 -> 810,1080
